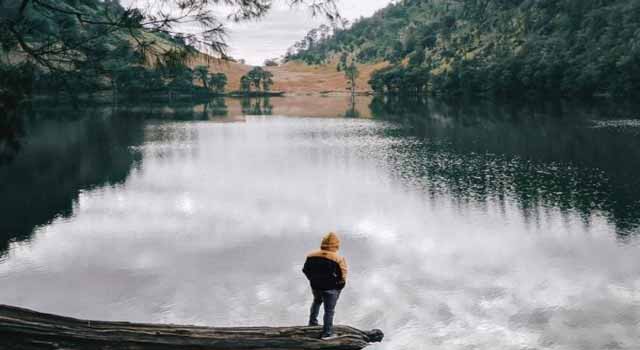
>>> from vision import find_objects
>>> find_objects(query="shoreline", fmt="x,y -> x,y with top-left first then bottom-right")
25,91 -> 373,104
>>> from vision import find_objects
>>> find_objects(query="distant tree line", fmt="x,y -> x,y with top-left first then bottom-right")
285,24 -> 337,64
289,0 -> 640,98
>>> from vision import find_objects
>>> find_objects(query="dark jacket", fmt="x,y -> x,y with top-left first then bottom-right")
302,249 -> 348,290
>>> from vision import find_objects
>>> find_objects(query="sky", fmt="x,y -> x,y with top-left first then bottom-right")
122,0 -> 393,65
217,0 -> 393,65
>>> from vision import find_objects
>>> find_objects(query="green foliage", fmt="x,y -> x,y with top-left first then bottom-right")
344,62 -> 359,84
115,66 -> 163,95
195,65 -> 210,90
209,73 -> 227,94
285,24 -> 334,64
368,64 -> 430,95
241,97 -> 273,115
0,62 -> 35,109
262,70 -> 274,91
240,67 -> 274,94
191,65 -> 228,95
291,0 -> 640,98
337,51 -> 358,95
240,76 -> 251,93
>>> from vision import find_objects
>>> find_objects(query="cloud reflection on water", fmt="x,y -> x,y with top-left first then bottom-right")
1,106 -> 640,349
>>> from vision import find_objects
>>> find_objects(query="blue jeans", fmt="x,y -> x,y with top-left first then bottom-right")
309,288 -> 341,335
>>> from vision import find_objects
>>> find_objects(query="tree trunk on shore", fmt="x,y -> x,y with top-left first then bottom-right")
0,304 -> 383,350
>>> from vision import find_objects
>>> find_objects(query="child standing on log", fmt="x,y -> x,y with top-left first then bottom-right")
302,232 -> 348,339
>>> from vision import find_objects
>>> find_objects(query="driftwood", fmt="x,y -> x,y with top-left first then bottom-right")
0,304 -> 383,350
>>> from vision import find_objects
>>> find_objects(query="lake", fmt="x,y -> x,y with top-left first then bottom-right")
1,96 -> 640,350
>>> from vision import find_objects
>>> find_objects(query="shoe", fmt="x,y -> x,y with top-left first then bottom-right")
321,333 -> 338,340
308,321 -> 319,326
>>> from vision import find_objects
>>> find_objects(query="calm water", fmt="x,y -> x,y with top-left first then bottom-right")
1,96 -> 640,350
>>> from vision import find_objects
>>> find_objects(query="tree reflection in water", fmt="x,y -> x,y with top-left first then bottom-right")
370,95 -> 640,236
0,111 -> 24,166
240,97 -> 273,116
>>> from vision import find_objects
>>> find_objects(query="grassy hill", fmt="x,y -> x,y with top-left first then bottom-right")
287,0 -> 640,97
265,59 -> 385,94
198,57 -> 385,94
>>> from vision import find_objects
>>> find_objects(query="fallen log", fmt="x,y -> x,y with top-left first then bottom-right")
0,304 -> 383,350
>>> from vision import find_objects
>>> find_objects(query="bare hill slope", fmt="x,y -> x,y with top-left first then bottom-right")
187,55 -> 385,94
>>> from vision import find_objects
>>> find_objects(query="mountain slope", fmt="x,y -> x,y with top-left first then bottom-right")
199,57 -> 385,94
288,0 -> 640,97
265,59 -> 386,94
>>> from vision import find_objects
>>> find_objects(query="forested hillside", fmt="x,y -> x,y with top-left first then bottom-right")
287,0 -> 640,97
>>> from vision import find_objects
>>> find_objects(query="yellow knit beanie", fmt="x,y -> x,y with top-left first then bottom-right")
321,232 -> 340,251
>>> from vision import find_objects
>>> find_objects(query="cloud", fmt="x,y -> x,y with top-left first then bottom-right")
122,0 -> 393,65
2,115 -> 640,349
224,7 -> 325,64
225,0 -> 394,64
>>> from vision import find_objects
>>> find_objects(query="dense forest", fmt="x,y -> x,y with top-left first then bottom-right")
287,0 -> 640,98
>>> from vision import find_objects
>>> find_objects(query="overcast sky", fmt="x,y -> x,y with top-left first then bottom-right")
223,0 -> 393,65
122,0 -> 393,65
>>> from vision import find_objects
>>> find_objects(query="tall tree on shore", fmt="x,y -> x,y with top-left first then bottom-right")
262,70 -> 274,92
338,51 -> 359,100
195,65 -> 210,90
209,73 -> 228,94
344,62 -> 359,99
240,67 -> 274,94
240,76 -> 251,93
247,67 -> 264,91
194,66 -> 228,94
